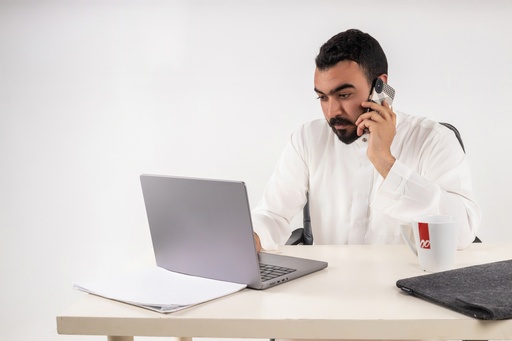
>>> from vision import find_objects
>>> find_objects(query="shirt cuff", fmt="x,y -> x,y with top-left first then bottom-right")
380,160 -> 413,200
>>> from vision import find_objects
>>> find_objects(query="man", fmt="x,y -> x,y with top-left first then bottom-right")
252,29 -> 480,252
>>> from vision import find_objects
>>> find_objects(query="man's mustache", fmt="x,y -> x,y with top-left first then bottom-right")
329,116 -> 355,127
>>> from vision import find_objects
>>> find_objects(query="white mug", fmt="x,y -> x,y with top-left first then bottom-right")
400,215 -> 457,272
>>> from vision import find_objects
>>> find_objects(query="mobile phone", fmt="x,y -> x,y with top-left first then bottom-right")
368,78 -> 395,107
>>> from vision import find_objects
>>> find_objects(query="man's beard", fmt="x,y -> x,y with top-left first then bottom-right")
328,116 -> 361,144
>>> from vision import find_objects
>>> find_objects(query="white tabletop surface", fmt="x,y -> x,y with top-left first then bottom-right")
57,244 -> 512,340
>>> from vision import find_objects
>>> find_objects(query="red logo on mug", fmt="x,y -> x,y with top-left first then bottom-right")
418,222 -> 431,249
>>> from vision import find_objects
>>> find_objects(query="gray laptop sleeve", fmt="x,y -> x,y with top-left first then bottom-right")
396,259 -> 512,320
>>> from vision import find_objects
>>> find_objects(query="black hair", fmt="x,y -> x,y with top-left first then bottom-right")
315,29 -> 388,85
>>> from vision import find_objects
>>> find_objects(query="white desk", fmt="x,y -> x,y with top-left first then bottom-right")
57,244 -> 512,340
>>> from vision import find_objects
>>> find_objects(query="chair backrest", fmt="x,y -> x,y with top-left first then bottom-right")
287,122 -> 475,245
439,122 -> 465,153
302,193 -> 313,245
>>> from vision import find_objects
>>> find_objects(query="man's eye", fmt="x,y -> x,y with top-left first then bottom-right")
338,93 -> 350,99
317,95 -> 327,101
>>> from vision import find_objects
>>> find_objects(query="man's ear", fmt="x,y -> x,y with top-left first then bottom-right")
378,74 -> 388,84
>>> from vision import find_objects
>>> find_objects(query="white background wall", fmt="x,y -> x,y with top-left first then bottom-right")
1,1 -> 512,340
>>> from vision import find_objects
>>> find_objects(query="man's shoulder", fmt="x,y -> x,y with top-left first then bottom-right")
291,118 -> 331,138
299,118 -> 329,131
396,111 -> 458,146
288,119 -> 333,151
397,111 -> 447,135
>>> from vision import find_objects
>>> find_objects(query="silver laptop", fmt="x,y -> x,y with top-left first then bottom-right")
140,174 -> 327,289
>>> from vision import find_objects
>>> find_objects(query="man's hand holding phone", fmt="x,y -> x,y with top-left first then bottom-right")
356,78 -> 397,178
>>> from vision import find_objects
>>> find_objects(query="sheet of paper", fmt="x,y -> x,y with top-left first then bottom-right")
73,266 -> 247,313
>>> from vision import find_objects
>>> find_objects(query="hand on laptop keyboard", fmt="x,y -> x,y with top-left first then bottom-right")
253,232 -> 262,253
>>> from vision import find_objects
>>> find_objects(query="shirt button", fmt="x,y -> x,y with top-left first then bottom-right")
362,137 -> 368,142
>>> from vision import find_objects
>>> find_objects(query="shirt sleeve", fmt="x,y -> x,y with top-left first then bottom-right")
371,126 -> 481,250
251,126 -> 310,250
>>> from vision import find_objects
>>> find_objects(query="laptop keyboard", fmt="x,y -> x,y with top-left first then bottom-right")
259,263 -> 296,282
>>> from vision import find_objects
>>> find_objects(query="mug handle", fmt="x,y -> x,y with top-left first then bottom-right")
400,224 -> 417,256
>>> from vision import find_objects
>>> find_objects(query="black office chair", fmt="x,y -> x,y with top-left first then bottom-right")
286,122 -> 481,245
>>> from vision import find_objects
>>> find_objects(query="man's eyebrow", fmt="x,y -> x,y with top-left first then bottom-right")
314,83 -> 355,95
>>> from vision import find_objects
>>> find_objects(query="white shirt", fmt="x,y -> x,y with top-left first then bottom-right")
252,111 -> 481,250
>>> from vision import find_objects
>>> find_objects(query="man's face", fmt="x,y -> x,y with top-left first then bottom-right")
314,61 -> 372,144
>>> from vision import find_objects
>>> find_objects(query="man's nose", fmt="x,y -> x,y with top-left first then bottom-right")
327,98 -> 343,118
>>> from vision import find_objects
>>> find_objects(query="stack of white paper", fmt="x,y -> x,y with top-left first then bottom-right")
73,266 -> 247,313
